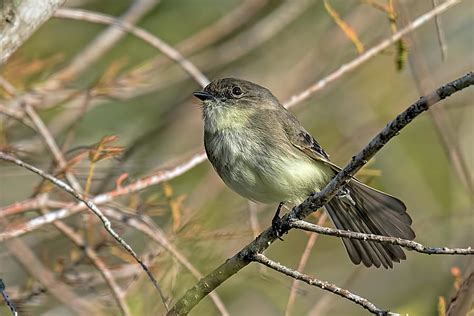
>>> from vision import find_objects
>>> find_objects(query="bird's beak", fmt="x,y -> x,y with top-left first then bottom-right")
193,90 -> 213,101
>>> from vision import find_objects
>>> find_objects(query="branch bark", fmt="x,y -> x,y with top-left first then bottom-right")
253,254 -> 387,315
290,220 -> 473,255
166,72 -> 473,315
0,0 -> 66,65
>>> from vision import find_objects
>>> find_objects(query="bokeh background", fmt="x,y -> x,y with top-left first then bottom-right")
0,0 -> 473,315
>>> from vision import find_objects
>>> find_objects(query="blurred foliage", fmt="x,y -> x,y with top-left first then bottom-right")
0,0 -> 473,315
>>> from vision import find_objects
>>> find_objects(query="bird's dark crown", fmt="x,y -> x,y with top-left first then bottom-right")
194,78 -> 278,104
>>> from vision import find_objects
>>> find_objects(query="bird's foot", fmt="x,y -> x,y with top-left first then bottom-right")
271,202 -> 286,240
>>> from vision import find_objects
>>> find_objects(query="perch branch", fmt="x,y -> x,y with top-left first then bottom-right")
290,220 -> 473,255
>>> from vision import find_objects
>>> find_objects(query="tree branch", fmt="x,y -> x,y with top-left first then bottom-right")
53,8 -> 209,87
253,253 -> 387,315
283,0 -> 460,108
166,72 -> 473,315
290,220 -> 473,255
0,151 -> 207,240
50,0 -> 160,83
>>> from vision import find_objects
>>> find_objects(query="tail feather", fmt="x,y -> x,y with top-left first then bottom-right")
325,180 -> 415,269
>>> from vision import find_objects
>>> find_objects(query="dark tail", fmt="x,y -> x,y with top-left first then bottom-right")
325,180 -> 415,269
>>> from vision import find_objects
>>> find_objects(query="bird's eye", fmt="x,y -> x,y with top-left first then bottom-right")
231,86 -> 243,97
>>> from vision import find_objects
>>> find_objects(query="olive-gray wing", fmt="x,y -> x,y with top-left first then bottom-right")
283,115 -> 415,268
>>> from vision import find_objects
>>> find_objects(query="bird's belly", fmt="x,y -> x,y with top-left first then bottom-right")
206,129 -> 332,204
220,149 -> 330,204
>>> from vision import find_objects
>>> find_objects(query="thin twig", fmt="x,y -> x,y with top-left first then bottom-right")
285,214 -> 327,316
50,0 -> 160,83
0,151 -> 207,240
22,103 -> 83,192
396,1 -> 473,196
253,253 -> 386,315
290,220 -> 473,255
100,207 -> 230,316
166,73 -> 473,315
0,103 -> 35,131
283,0 -> 460,108
0,76 -> 17,96
308,268 -> 363,316
132,0 -> 269,79
4,76 -> 131,313
41,203 -> 131,316
431,0 -> 448,61
0,152 -> 169,311
248,202 -> 261,239
53,8 -> 209,87
0,221 -> 97,315
119,0 -> 315,97
0,279 -> 17,316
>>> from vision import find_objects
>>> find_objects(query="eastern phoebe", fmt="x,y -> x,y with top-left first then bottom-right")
194,78 -> 415,269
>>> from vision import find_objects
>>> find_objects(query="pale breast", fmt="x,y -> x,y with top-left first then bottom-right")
204,128 -> 331,204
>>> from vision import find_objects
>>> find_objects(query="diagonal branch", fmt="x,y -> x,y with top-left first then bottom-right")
3,76 -> 131,314
45,207 -> 132,316
0,151 -> 207,240
290,220 -> 473,255
0,152 -> 169,311
285,214 -> 327,316
253,253 -> 387,315
50,0 -> 160,83
53,8 -> 209,87
166,72 -> 473,315
283,0 -> 460,108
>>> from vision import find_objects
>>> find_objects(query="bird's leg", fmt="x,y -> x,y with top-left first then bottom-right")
336,186 -> 356,206
271,202 -> 286,240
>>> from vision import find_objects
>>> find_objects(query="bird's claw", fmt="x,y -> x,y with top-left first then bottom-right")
271,202 -> 286,240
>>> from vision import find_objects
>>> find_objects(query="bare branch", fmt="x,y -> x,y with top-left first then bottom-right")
283,0 -> 460,108
0,151 -> 207,240
2,76 -> 130,314
0,279 -> 17,316
50,0 -> 160,83
133,0 -> 269,79
432,0 -> 448,61
446,265 -> 474,316
290,220 -> 473,255
166,72 -> 473,315
44,206 -> 131,316
100,207 -> 230,316
0,0 -> 66,65
1,224 -> 98,315
253,253 -> 387,315
395,1 -> 473,196
285,214 -> 327,316
22,103 -> 83,192
0,103 -> 35,131
0,152 -> 169,311
53,8 -> 209,87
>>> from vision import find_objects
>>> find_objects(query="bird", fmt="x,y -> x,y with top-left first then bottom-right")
193,78 -> 415,269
